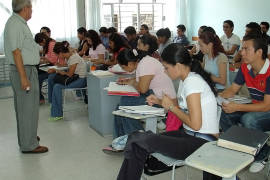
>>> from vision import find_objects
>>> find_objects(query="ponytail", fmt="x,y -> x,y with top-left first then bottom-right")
162,43 -> 217,96
53,41 -> 70,54
190,59 -> 217,96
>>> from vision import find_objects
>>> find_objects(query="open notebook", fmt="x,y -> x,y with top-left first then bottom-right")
119,105 -> 165,116
106,82 -> 140,96
217,95 -> 251,105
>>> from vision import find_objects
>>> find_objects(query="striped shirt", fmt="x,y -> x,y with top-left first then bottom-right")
234,59 -> 270,103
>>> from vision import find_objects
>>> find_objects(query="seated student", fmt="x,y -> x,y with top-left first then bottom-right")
219,33 -> 270,173
47,42 -> 87,121
220,20 -> 241,59
113,35 -> 177,138
93,33 -> 129,70
84,30 -> 106,63
77,27 -> 89,57
189,25 -> 207,62
124,26 -> 139,49
40,26 -> 51,37
117,43 -> 221,180
99,27 -> 109,49
230,22 -> 262,83
260,21 -> 270,44
199,28 -> 228,92
35,33 -> 66,104
156,28 -> 172,55
139,24 -> 150,36
173,24 -> 190,46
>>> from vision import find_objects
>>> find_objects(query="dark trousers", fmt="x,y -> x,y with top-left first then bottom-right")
117,129 -> 221,180
38,70 -> 48,100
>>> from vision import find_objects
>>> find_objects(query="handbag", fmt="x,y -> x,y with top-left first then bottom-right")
53,74 -> 79,86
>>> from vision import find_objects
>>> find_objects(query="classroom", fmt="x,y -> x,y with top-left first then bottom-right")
0,0 -> 270,179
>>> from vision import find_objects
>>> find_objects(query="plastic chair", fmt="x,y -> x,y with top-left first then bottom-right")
63,87 -> 87,113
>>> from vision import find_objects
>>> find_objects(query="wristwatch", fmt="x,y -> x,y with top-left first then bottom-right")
168,105 -> 174,111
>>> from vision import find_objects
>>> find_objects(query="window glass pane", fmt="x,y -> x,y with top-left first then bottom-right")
155,0 -> 165,3
0,1 -> 12,54
139,4 -> 153,31
102,0 -> 119,3
123,0 -> 153,3
119,4 -> 138,32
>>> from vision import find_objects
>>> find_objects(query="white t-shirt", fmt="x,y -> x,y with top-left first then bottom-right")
136,55 -> 176,99
177,72 -> 219,134
67,53 -> 87,78
220,33 -> 241,57
88,43 -> 106,59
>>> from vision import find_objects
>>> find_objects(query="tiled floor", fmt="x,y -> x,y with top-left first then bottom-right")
0,86 -> 268,180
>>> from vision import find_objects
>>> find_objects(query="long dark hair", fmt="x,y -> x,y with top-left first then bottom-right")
161,43 -> 217,96
86,30 -> 102,50
199,30 -> 225,58
117,49 -> 139,66
35,32 -> 54,54
109,33 -> 127,53
53,41 -> 70,54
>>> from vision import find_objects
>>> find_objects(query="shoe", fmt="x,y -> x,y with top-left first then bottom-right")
48,116 -> 63,122
157,121 -> 166,130
39,99 -> 45,105
249,161 -> 266,173
37,136 -> 40,141
22,146 -> 48,154
102,146 -> 123,155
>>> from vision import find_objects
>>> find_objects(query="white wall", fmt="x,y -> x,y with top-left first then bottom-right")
188,0 -> 270,39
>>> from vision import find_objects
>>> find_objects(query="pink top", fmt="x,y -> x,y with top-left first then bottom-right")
136,55 -> 176,99
88,43 -> 106,59
45,41 -> 65,65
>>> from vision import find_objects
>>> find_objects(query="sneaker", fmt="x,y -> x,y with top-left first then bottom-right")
157,121 -> 166,130
249,161 -> 266,173
48,116 -> 63,122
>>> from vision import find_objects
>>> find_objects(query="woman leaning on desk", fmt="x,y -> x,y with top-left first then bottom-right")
35,32 -> 66,104
47,42 -> 87,121
116,43 -> 222,180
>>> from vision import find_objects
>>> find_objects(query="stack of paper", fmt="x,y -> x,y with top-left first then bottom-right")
217,95 -> 251,105
106,82 -> 139,96
108,64 -> 127,74
91,70 -> 114,76
119,105 -> 165,116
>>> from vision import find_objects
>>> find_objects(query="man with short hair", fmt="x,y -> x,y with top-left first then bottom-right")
124,26 -> 139,49
220,33 -> 270,173
4,0 -> 48,153
173,24 -> 189,46
260,21 -> 270,44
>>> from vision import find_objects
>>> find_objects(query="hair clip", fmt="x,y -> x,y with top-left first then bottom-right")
133,49 -> 138,56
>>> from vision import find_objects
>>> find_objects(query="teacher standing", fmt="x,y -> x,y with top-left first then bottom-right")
4,0 -> 48,153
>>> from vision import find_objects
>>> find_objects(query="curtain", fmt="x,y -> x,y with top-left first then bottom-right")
0,0 -> 79,53
29,0 -> 78,47
85,0 -> 101,31
0,1 -> 12,54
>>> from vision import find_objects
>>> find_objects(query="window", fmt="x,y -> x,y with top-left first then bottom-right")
0,0 -> 78,54
101,0 -> 165,32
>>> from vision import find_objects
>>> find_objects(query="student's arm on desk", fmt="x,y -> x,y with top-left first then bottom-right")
211,61 -> 227,86
13,49 -> 30,90
130,75 -> 154,94
146,94 -> 178,107
224,95 -> 270,113
219,83 -> 241,98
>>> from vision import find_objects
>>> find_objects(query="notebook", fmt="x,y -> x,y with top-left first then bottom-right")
217,95 -> 251,105
119,105 -> 165,116
106,82 -> 140,96
217,126 -> 269,156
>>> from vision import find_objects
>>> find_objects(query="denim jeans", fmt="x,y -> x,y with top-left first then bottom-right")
220,110 -> 270,161
220,111 -> 270,132
38,70 -> 48,100
48,73 -> 87,117
113,90 -> 154,138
